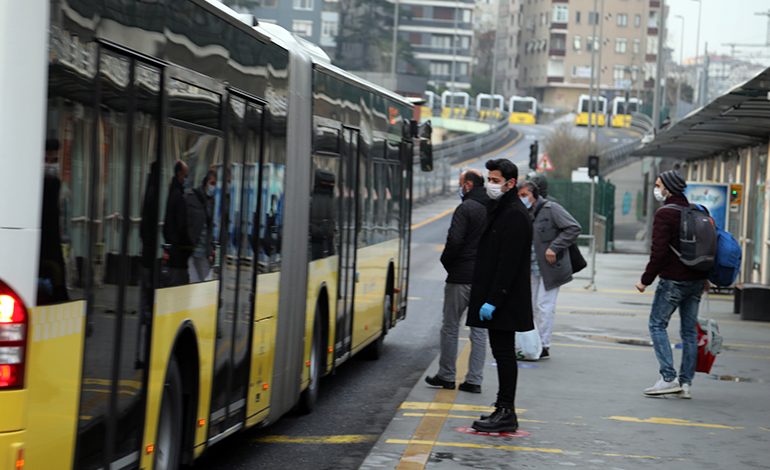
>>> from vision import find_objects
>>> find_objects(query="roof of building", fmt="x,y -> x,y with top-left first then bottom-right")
632,66 -> 770,160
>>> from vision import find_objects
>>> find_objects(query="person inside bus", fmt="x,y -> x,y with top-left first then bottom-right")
162,160 -> 192,286
38,138 -> 69,304
186,170 -> 217,282
309,169 -> 336,261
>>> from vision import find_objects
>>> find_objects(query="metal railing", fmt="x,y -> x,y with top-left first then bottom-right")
412,118 -> 516,204
599,113 -> 654,176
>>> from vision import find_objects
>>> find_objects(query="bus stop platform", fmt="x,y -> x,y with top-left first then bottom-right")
360,249 -> 770,469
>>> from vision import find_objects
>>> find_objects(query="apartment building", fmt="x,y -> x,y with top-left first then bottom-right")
518,0 -> 662,113
397,0 -> 476,90
492,0 -> 522,98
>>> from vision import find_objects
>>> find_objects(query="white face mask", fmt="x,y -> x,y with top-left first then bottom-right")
520,196 -> 533,209
207,184 -> 216,197
486,183 -> 504,200
653,186 -> 667,202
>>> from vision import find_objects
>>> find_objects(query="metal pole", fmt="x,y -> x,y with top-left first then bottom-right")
692,0 -> 702,105
490,0 -> 502,95
449,2 -> 458,95
587,0 -> 598,144
594,0 -> 605,138
675,14 -> 684,120
652,0 -> 665,130
390,0 -> 400,82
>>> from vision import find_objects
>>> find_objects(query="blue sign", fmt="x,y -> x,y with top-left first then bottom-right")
685,183 -> 728,229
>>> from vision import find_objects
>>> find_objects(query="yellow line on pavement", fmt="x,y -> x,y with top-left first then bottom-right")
402,412 -> 545,423
411,207 -> 454,230
452,130 -> 523,169
400,402 -> 526,414
594,452 -> 660,460
254,434 -> 378,444
388,438 -> 564,455
607,416 -> 744,430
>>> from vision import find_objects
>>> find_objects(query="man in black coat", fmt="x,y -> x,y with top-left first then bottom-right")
467,158 -> 534,433
163,160 -> 192,286
425,169 -> 489,394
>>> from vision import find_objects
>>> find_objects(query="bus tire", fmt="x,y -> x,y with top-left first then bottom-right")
365,294 -> 391,360
298,311 -> 322,414
155,358 -> 183,470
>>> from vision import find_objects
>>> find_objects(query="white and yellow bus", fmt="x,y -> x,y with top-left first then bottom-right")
440,91 -> 471,119
609,97 -> 642,128
574,94 -> 608,127
508,96 -> 538,124
475,94 -> 505,120
0,2 -> 425,469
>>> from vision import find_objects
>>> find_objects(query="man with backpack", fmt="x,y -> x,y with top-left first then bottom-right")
636,170 -> 710,399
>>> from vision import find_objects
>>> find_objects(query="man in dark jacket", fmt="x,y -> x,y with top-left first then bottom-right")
467,159 -> 533,433
425,170 -> 489,394
636,170 -> 707,399
186,170 -> 217,282
163,160 -> 192,286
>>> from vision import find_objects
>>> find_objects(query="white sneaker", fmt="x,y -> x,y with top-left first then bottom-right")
643,376 -> 682,396
679,383 -> 692,399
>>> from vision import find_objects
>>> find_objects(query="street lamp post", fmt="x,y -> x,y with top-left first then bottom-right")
390,0 -> 400,85
692,0 -> 703,105
675,14 -> 684,120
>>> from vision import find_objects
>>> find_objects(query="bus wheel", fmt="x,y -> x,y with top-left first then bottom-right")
298,312 -> 322,414
155,359 -> 183,470
366,294 -> 391,360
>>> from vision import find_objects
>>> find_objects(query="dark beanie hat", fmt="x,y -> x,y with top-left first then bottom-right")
660,170 -> 686,195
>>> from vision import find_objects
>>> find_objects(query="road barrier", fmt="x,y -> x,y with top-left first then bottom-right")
413,118 -> 516,204
599,113 -> 654,176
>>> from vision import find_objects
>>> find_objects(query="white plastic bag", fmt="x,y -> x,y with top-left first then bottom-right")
515,328 -> 543,361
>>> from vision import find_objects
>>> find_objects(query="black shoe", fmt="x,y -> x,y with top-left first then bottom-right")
424,375 -> 455,389
539,347 -> 550,360
458,382 -> 481,394
472,407 -> 518,433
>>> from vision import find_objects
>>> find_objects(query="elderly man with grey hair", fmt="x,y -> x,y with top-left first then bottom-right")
425,168 -> 490,394
518,180 -> 581,360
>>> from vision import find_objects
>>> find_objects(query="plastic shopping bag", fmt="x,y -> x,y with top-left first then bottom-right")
696,317 -> 722,374
515,328 -> 543,361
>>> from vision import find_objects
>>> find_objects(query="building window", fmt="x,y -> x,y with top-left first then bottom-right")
588,11 -> 599,25
634,14 -> 642,27
431,35 -> 452,49
633,38 -> 641,54
647,36 -> 658,55
617,14 -> 628,27
631,66 -> 639,81
293,0 -> 313,10
458,63 -> 469,76
462,9 -> 472,23
550,34 -> 566,51
429,61 -> 451,76
552,4 -> 569,23
648,11 -> 658,28
613,65 -> 626,81
573,35 -> 582,51
321,20 -> 338,40
575,11 -> 581,24
615,38 -> 627,54
292,20 -> 313,37
586,36 -> 599,51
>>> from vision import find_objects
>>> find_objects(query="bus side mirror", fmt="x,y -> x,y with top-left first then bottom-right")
419,139 -> 433,172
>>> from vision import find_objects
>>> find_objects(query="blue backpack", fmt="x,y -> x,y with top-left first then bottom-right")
709,226 -> 742,287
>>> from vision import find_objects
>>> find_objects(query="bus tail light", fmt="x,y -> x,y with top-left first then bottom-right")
0,280 -> 28,390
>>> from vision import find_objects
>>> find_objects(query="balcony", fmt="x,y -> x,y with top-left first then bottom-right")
547,76 -> 564,83
649,0 -> 660,7
400,18 -> 474,32
549,48 -> 566,57
647,27 -> 658,35
550,22 -> 568,30
412,45 -> 473,57
645,53 -> 656,62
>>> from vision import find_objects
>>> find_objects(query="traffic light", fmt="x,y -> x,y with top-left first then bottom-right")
529,140 -> 539,170
587,155 -> 599,178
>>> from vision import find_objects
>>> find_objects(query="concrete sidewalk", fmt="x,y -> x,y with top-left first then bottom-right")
366,198 -> 770,469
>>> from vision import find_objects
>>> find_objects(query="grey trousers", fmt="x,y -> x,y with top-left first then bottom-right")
437,283 -> 487,385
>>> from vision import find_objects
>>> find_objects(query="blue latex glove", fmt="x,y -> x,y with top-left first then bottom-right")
479,303 -> 496,321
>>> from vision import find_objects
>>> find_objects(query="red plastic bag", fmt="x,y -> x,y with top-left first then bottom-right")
696,323 -> 717,373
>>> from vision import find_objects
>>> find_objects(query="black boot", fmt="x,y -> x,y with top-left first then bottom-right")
424,375 -> 455,389
472,407 -> 518,433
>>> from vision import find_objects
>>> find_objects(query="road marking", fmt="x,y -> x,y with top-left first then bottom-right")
402,412 -> 545,423
411,207 -> 454,230
607,416 -> 744,430
594,452 -> 659,460
452,131 -> 523,169
400,402 -> 526,414
388,439 -> 564,455
254,434 -> 378,444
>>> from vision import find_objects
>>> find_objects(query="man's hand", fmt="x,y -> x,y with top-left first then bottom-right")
635,282 -> 647,293
479,303 -> 496,321
545,248 -> 557,265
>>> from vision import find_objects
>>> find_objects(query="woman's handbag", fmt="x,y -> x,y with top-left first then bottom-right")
569,243 -> 587,274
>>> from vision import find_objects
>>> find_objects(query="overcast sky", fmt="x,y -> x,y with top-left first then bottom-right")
666,0 -> 770,62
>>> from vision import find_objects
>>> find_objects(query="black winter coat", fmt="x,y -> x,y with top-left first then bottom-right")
163,177 -> 193,268
467,190 -> 534,332
440,186 -> 489,284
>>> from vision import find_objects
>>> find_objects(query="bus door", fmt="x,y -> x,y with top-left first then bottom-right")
209,95 -> 264,437
397,140 -> 412,320
335,126 -> 360,362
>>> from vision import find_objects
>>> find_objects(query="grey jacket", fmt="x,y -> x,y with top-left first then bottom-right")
531,197 -> 581,291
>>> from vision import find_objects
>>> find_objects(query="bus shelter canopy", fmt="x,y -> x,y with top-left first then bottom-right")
633,66 -> 770,161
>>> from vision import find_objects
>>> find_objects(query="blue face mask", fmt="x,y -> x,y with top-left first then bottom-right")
458,187 -> 465,200
206,184 -> 216,197
520,196 -> 533,209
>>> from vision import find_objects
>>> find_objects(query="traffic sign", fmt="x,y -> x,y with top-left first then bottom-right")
538,154 -> 554,172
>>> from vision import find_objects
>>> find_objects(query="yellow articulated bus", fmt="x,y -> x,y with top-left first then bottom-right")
508,96 -> 538,124
475,94 -> 505,120
0,1 -> 427,469
420,91 -> 438,119
610,97 -> 642,128
574,94 -> 608,127
440,91 -> 470,119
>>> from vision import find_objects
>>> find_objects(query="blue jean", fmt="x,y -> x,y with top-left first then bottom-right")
649,279 -> 704,385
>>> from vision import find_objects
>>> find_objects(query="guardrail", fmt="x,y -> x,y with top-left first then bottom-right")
599,113 -> 654,176
412,119 -> 515,204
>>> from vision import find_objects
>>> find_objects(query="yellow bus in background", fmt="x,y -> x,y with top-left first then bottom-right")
508,96 -> 538,124
440,91 -> 471,119
476,94 -> 505,120
0,2 -> 424,469
575,94 -> 608,127
610,97 -> 642,128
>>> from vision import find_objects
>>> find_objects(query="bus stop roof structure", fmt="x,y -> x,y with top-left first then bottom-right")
633,66 -> 770,160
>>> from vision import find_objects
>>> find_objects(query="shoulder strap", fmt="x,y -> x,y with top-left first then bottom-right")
533,200 -> 549,220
